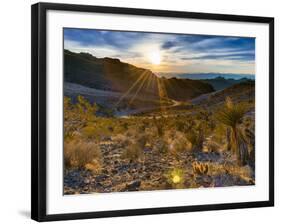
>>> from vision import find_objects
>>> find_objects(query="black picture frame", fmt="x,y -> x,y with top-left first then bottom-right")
31,2 -> 274,222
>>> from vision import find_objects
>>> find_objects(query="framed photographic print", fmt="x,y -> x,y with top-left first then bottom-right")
31,2 -> 274,222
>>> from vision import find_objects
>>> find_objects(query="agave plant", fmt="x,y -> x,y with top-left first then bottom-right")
216,97 -> 249,165
192,161 -> 209,175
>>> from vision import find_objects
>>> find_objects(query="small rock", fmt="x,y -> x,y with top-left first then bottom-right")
124,180 -> 141,191
95,174 -> 109,182
111,169 -> 118,175
84,179 -> 90,184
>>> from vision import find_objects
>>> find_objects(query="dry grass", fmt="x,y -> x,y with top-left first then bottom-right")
84,159 -> 102,173
64,140 -> 102,171
122,143 -> 144,162
153,138 -> 168,154
121,135 -> 147,162
205,140 -> 222,153
112,133 -> 129,144
64,95 -> 255,192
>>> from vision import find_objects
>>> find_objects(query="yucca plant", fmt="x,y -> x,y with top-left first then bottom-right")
216,97 -> 249,165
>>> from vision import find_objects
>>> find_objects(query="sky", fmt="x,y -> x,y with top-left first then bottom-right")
64,28 -> 255,75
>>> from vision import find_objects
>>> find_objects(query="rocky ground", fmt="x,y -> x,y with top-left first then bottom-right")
64,139 -> 255,195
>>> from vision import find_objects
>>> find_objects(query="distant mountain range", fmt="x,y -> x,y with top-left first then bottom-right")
64,50 -> 215,101
200,76 -> 253,91
157,72 -> 255,80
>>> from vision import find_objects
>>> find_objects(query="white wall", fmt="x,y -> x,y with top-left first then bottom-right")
0,0 -> 279,223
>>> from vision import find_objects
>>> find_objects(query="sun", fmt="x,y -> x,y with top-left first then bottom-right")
148,51 -> 161,65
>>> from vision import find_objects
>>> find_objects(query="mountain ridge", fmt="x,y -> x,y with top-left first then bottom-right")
64,50 -> 215,101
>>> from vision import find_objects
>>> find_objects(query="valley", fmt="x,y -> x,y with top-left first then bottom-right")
63,50 -> 255,194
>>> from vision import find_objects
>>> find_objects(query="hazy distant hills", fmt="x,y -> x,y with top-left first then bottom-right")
201,76 -> 252,91
157,72 -> 255,91
64,50 -> 214,101
157,72 -> 255,80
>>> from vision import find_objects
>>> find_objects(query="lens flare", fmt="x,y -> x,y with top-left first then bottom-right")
172,174 -> 181,184
166,168 -> 184,186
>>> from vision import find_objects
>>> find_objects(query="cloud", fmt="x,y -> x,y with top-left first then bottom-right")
181,52 -> 255,61
64,28 -> 147,49
64,39 -> 122,58
161,41 -> 177,49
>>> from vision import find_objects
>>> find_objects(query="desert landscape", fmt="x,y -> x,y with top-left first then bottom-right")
63,30 -> 255,194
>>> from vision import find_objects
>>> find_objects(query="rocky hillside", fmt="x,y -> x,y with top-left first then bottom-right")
64,50 -> 214,101
191,80 -> 255,108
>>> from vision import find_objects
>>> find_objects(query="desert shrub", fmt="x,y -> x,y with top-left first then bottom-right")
81,126 -> 98,139
212,124 -> 227,145
64,140 -> 102,171
81,126 -> 99,140
244,127 -> 255,168
64,96 -> 99,140
174,120 -> 184,132
153,117 -> 165,137
112,133 -> 129,144
136,134 -> 148,148
153,138 -> 168,154
84,159 -> 102,173
174,119 -> 195,133
168,131 -> 192,155
76,95 -> 98,117
197,110 -> 211,121
186,128 -> 204,152
205,140 -> 221,153
121,134 -> 147,162
136,120 -> 147,132
97,105 -> 114,117
124,128 -> 139,139
174,120 -> 187,132
122,142 -> 143,162
115,121 -> 128,133
185,131 -> 197,146
81,119 -> 114,140
163,130 -> 175,141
